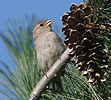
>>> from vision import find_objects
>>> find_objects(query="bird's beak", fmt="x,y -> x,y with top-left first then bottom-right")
45,20 -> 53,26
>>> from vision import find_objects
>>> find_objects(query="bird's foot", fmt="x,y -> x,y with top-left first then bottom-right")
58,55 -> 62,60
43,71 -> 49,79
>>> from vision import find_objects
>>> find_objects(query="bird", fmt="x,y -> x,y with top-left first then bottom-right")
33,20 -> 65,91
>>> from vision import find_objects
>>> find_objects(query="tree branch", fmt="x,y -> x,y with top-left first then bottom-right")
28,48 -> 71,100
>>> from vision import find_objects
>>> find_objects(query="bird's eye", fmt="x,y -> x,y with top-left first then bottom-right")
40,24 -> 43,26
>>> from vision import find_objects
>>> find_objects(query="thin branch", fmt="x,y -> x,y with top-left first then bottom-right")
28,48 -> 71,100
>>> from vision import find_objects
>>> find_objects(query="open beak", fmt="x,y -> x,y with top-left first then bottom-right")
45,20 -> 53,26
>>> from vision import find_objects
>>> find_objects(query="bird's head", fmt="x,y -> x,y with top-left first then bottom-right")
33,20 -> 53,36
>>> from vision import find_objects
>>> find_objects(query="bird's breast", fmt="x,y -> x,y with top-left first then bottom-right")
34,31 -> 65,70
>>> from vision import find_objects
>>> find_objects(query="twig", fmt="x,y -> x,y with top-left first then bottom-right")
28,48 -> 71,100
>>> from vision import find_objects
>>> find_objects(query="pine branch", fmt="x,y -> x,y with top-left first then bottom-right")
28,48 -> 71,100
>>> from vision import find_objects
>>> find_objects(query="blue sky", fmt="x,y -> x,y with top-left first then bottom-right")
0,0 -> 81,99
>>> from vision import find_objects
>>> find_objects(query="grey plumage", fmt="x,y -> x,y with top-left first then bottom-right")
33,20 -> 65,91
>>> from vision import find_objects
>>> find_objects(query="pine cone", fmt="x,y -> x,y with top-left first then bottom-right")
61,3 -> 108,86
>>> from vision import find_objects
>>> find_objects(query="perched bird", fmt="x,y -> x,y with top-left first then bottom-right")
33,20 -> 65,91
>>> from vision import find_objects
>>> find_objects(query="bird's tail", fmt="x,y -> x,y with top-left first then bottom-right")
51,68 -> 65,93
51,74 -> 63,93
52,77 -> 63,92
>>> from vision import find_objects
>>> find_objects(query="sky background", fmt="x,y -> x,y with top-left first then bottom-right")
0,0 -> 81,99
